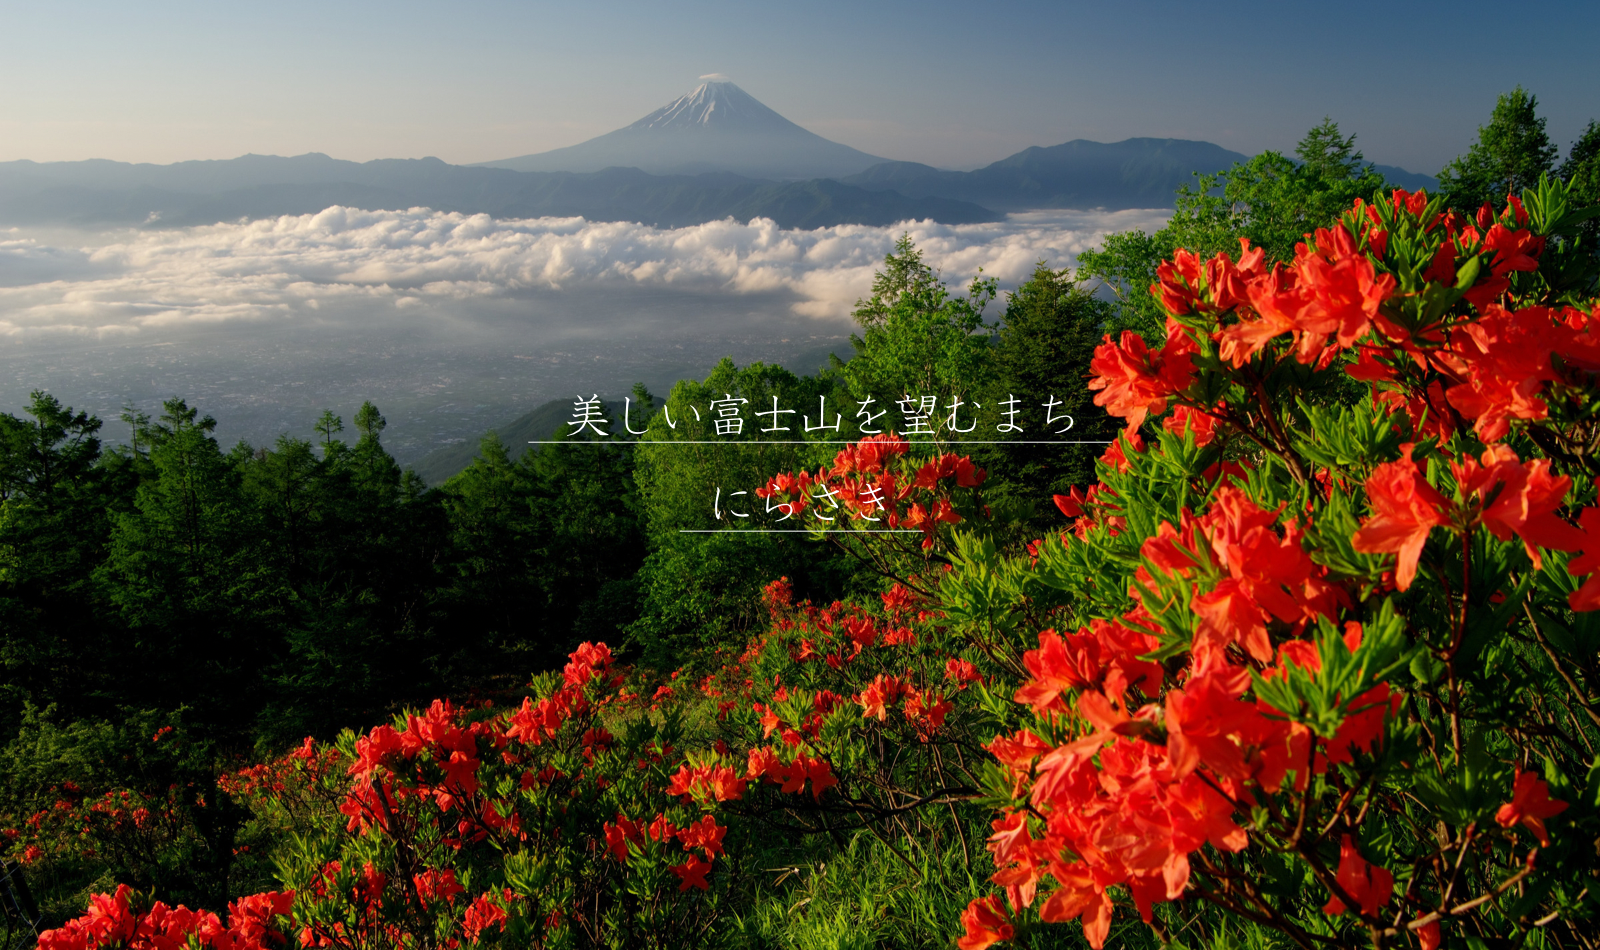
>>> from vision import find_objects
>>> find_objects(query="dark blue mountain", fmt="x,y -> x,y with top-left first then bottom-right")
0,155 -> 995,229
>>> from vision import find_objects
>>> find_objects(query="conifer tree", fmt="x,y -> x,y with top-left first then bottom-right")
979,264 -> 1115,512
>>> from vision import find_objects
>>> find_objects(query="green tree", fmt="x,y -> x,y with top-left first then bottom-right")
629,360 -> 858,665
977,264 -> 1117,516
345,400 -> 405,503
254,400 -> 454,742
0,392 -> 101,512
241,436 -> 321,582
0,393 -> 113,732
353,402 -> 385,440
119,404 -> 152,455
1561,119 -> 1600,246
435,433 -> 544,665
848,236 -> 943,326
1294,116 -> 1367,181
523,427 -> 646,647
314,410 -> 344,456
99,399 -> 277,737
832,235 -> 998,443
1438,85 -> 1559,214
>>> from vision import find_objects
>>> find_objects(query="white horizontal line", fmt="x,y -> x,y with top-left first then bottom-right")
677,529 -> 922,534
527,440 -> 1111,445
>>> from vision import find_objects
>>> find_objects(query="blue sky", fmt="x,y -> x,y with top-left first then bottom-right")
1,0 -> 1595,174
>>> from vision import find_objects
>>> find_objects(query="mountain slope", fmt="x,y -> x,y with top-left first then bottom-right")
476,81 -> 887,180
842,139 -> 1439,211
0,155 -> 996,229
1371,164 -> 1439,192
409,399 -> 624,486
843,138 -> 1251,211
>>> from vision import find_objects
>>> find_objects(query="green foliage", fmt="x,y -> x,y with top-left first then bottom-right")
1510,172 -> 1600,304
1438,86 -> 1560,214
633,359 -> 832,540
1560,119 -> 1600,247
441,422 -> 646,668
833,235 -> 998,435
0,704 -> 244,917
0,388 -> 660,923
0,393 -> 117,739
723,833 -> 989,950
1074,226 -> 1170,338
976,264 -> 1117,511
628,359 -> 863,666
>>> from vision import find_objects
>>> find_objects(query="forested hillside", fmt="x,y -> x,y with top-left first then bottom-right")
6,104 -> 1600,950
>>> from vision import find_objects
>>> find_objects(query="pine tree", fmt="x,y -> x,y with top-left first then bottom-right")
99,399 -> 274,734
849,234 -> 941,327
978,265 -> 1116,515
315,410 -> 344,457
1295,117 -> 1366,181
0,393 -> 111,730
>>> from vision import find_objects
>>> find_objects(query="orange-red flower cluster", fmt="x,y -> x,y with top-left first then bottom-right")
756,436 -> 985,548
744,747 -> 838,800
38,884 -> 294,950
1138,486 -> 1348,667
1442,303 -> 1600,442
603,811 -> 728,891
665,762 -> 748,803
1087,323 -> 1198,429
1351,444 -> 1584,592
976,613 -> 1398,947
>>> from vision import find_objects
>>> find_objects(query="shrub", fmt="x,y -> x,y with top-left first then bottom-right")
949,179 -> 1600,948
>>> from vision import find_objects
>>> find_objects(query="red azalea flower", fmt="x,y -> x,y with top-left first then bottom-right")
1351,445 -> 1451,590
956,896 -> 1015,950
1322,835 -> 1394,918
1495,771 -> 1568,846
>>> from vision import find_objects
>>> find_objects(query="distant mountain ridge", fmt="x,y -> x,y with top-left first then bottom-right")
841,139 -> 1438,211
1369,164 -> 1439,192
0,78 -> 1440,231
477,81 -> 888,180
0,154 -> 995,230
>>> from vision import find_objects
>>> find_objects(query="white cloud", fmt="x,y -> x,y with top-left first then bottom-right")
0,207 -> 1169,339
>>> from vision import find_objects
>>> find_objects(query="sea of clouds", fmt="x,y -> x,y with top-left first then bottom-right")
0,207 -> 1169,339
0,206 -> 1170,462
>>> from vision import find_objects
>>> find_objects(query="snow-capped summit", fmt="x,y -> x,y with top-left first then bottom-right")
476,80 -> 886,180
625,81 -> 802,134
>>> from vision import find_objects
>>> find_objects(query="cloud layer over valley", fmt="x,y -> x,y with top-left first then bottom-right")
0,207 -> 1165,465
0,206 -> 1166,338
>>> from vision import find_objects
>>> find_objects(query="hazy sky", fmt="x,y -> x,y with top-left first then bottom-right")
1,0 -> 1596,175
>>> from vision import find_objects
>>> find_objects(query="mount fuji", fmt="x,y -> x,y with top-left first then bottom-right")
477,80 -> 888,180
